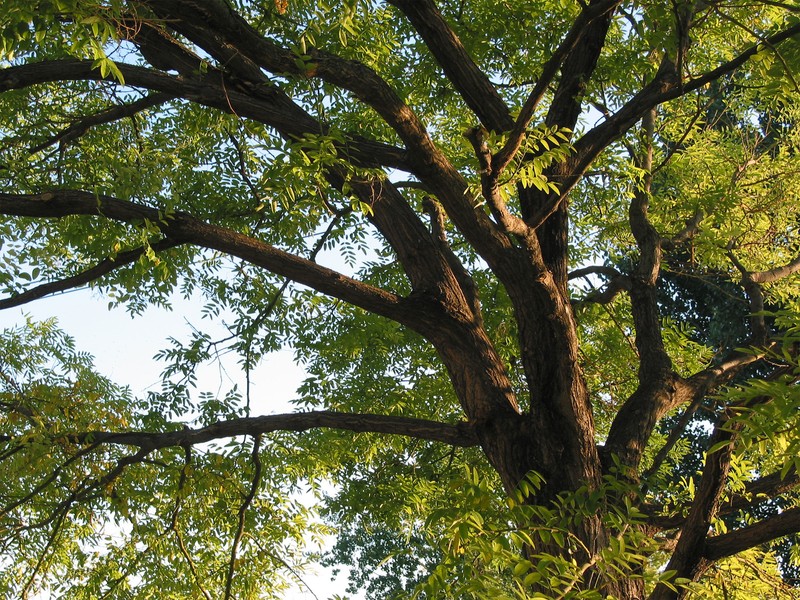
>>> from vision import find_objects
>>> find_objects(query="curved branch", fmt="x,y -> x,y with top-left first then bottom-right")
135,0 -> 517,273
465,125 -> 531,238
65,411 -> 480,449
643,345 -> 781,482
0,239 -> 182,310
720,466 -> 800,518
573,276 -> 632,305
749,252 -> 800,284
0,190 -> 414,326
603,109 -> 675,472
119,16 -> 477,306
123,9 -> 472,296
0,58 -> 518,285
661,210 -> 704,251
0,59 -> 411,172
704,506 -> 800,562
567,21 -> 800,200
568,265 -> 624,280
28,92 -> 174,154
569,265 -> 632,305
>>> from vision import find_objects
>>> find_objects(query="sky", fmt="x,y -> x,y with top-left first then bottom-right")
0,287 -> 357,600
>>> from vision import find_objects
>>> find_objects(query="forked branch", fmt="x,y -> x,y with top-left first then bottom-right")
568,21 -> 800,200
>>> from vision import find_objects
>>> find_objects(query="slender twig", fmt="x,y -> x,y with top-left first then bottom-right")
224,434 -> 262,600
28,92 -> 174,155
170,445 -> 213,600
21,501 -> 69,600
1,442 -> 102,518
712,6 -> 800,94
246,532 -> 322,600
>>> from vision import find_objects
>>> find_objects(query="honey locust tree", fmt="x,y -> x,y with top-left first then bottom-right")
2,0 -> 800,598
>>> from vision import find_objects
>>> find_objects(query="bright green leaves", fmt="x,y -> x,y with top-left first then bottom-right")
1,0 -> 125,80
0,317 -> 136,598
436,0 -> 579,97
293,299 -> 457,418
656,96 -> 800,307
750,33 -> 800,106
0,316 -> 133,435
464,124 -> 572,211
715,312 -> 800,478
0,0 -> 63,61
501,125 -> 573,196
410,468 -> 668,600
574,299 -> 639,433
687,548 -> 796,600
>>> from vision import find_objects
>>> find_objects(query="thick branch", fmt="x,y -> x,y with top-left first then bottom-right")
516,0 -> 619,290
661,210 -> 704,252
121,17 -> 480,315
0,239 -> 182,310
543,0 -> 617,132
465,125 -> 531,238
0,191 -> 414,327
62,411 -> 480,450
0,63 -> 522,319
603,109 -> 676,472
568,265 -> 624,281
0,60 -> 411,172
703,506 -> 800,562
1,60 -> 524,451
136,0 -> 517,276
732,466 -> 800,509
135,0 -> 513,280
749,252 -> 800,284
643,350 -> 774,481
140,0 -> 440,166
385,0 -> 513,132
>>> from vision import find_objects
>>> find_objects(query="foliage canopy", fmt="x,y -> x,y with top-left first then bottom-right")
1,0 -> 800,598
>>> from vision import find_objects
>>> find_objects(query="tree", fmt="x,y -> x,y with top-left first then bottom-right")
1,0 -> 800,597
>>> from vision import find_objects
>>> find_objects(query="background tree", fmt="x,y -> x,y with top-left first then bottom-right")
1,0 -> 800,598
